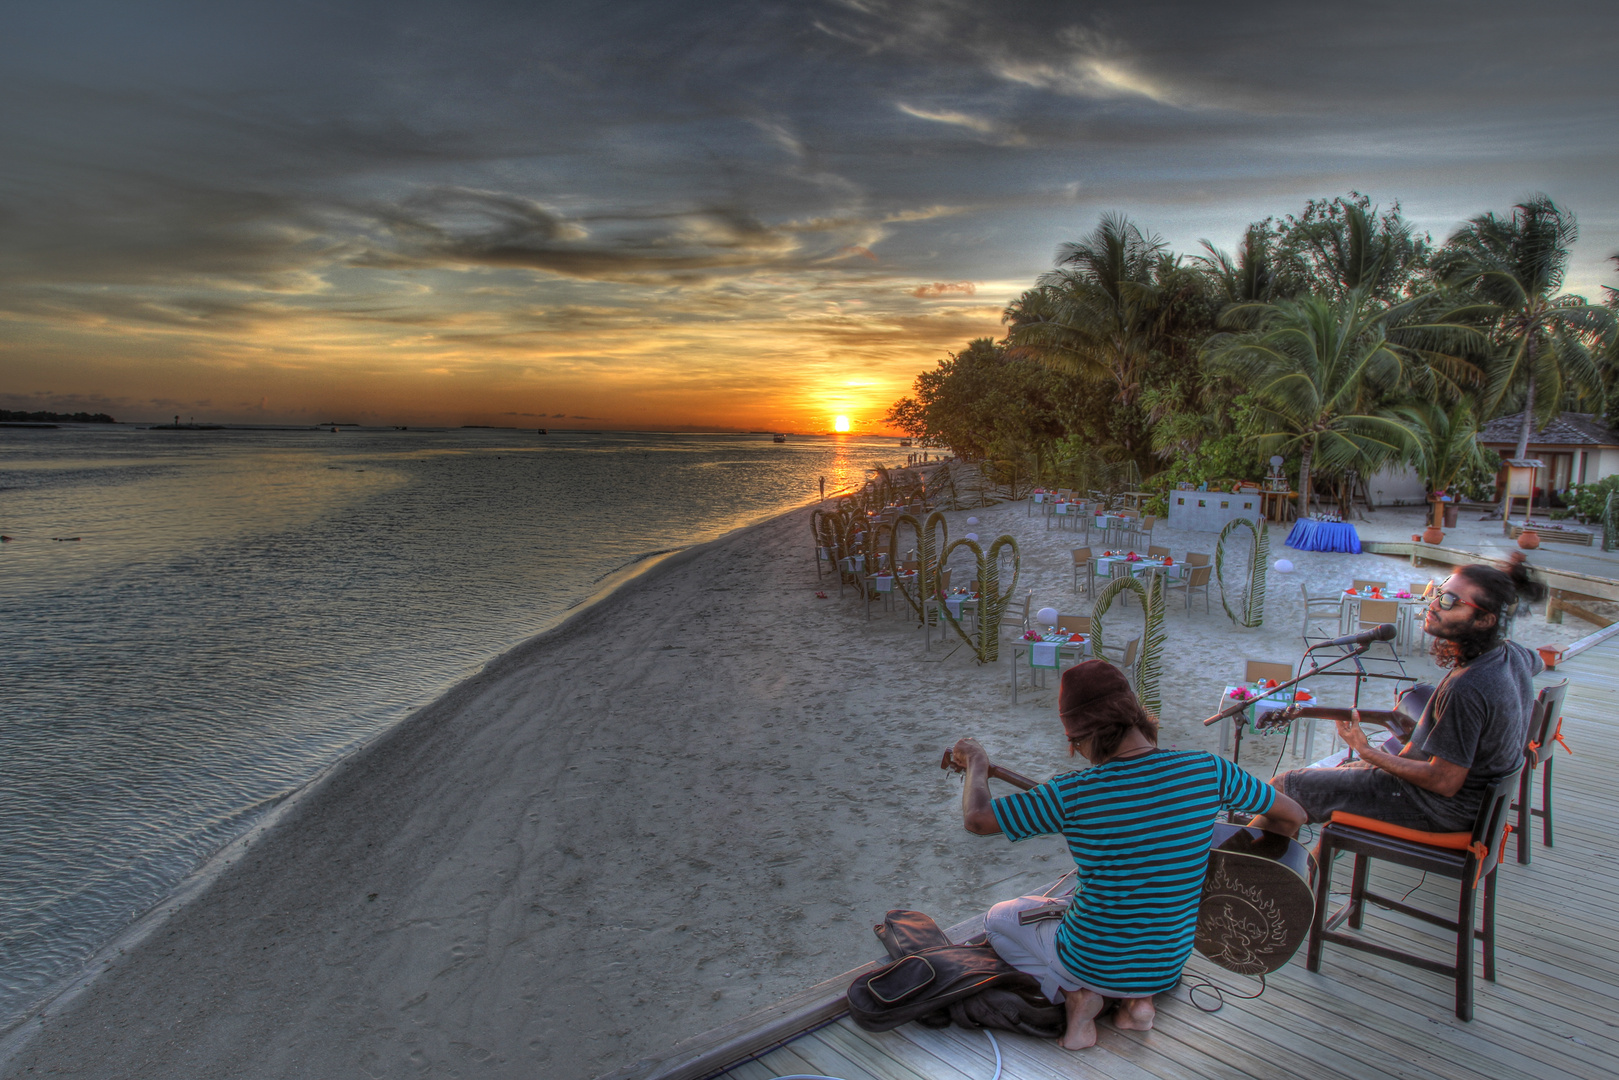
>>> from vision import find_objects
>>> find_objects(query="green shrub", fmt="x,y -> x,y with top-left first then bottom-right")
1569,476 -> 1619,523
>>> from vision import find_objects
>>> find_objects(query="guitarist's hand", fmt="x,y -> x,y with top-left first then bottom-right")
951,738 -> 1003,836
1335,712 -> 1372,756
951,737 -> 988,772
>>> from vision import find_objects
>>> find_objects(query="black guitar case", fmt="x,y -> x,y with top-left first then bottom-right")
847,909 -> 1066,1038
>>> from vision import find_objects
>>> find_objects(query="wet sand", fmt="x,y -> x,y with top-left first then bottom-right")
0,499 -> 1584,1079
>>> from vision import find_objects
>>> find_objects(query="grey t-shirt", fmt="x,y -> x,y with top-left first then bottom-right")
1402,639 -> 1543,830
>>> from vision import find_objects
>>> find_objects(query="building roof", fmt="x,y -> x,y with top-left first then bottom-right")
1477,411 -> 1619,448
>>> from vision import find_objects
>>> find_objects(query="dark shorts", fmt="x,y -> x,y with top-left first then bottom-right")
1275,763 -> 1469,832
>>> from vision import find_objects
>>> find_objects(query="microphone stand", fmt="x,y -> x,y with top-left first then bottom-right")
1203,640 -> 1375,766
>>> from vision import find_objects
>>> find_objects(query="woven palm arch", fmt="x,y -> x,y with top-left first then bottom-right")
888,511 -> 949,622
1087,572 -> 1166,715
933,534 -> 1020,663
1215,517 -> 1270,627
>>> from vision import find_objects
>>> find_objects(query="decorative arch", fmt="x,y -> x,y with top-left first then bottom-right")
1088,571 -> 1165,714
1215,517 -> 1270,627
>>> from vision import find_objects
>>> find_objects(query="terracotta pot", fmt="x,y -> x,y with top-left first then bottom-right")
1421,526 -> 1444,545
1537,645 -> 1560,670
1411,533 -> 1422,542
1517,529 -> 1540,550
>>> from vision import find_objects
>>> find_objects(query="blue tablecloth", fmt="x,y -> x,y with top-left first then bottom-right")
1286,518 -> 1361,553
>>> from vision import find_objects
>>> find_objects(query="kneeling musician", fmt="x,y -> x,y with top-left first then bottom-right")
952,660 -> 1305,1050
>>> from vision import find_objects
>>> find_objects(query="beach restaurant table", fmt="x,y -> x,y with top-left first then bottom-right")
1285,517 -> 1361,553
1338,586 -> 1426,647
1092,553 -> 1186,595
1094,513 -> 1132,545
1217,684 -> 1317,755
1047,500 -> 1089,531
1010,631 -> 1091,701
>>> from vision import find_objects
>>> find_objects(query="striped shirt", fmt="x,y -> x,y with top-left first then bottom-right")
992,749 -> 1274,996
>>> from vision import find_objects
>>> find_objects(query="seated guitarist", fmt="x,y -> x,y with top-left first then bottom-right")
1251,555 -> 1547,838
952,660 -> 1305,1050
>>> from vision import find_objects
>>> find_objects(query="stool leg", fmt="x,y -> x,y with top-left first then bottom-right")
1456,874 -> 1477,1021
1516,767 -> 1532,865
1482,869 -> 1498,983
1348,854 -> 1369,930
1543,757 -> 1554,847
1307,841 -> 1335,973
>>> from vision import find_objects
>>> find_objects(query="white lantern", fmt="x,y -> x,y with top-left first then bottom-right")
1037,607 -> 1059,626
964,532 -> 978,542
1273,558 -> 1295,573
966,516 -> 980,525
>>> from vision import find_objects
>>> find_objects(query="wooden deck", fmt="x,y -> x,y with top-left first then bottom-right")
710,631 -> 1619,1080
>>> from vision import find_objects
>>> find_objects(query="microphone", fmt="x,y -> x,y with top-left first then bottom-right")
1310,623 -> 1397,650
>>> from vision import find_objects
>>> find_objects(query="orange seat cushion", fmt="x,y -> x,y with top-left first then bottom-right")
1329,811 -> 1472,850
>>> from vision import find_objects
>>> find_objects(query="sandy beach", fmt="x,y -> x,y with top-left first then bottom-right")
1,496 -> 1599,1080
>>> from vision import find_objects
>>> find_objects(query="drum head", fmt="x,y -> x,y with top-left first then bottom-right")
1196,848 -> 1314,975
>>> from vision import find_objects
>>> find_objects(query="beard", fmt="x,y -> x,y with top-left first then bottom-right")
1428,618 -> 1500,668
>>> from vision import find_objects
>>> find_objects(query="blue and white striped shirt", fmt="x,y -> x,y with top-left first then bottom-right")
992,749 -> 1274,996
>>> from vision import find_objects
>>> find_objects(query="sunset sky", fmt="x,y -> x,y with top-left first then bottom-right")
4,1 -> 1618,431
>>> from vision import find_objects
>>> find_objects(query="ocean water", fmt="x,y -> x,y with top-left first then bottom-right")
0,425 -> 899,1030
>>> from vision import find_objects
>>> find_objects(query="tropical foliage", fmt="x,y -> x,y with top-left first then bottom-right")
889,193 -> 1619,512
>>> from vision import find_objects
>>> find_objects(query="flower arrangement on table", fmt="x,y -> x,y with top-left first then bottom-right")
1394,590 -> 1413,599
1022,630 -> 1041,641
1124,551 -> 1141,562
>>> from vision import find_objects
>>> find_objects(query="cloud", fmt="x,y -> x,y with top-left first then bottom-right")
910,281 -> 976,298
896,104 -> 996,134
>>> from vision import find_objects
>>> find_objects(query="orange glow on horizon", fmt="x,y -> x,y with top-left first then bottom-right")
833,415 -> 851,432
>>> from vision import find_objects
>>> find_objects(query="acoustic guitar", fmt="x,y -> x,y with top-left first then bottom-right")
1253,683 -> 1433,742
939,749 -> 1314,976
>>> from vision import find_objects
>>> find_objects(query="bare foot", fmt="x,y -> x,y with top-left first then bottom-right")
1112,996 -> 1156,1031
1059,988 -> 1108,1050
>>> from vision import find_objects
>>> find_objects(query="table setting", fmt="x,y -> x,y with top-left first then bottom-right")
1219,680 -> 1317,734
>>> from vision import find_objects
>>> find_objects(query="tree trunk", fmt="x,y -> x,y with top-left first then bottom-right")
1297,444 -> 1313,521
1514,333 -> 1539,461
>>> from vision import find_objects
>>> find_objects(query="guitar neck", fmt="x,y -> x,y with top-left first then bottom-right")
1263,706 -> 1416,738
987,763 -> 1039,791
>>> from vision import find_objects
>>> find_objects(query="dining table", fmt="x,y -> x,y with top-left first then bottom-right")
1338,586 -> 1427,647
1285,517 -> 1362,553
1046,500 -> 1089,530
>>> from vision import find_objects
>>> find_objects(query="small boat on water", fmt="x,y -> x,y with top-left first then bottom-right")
899,438 -> 912,447
772,433 -> 787,443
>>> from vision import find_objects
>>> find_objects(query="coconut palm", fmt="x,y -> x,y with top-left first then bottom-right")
1205,291 -> 1424,519
1004,214 -> 1171,407
1434,195 -> 1615,459
1397,397 -> 1494,527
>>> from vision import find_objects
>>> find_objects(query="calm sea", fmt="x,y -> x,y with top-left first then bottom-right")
0,425 -> 899,1029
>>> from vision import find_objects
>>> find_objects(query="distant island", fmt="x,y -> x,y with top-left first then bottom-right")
1,410 -> 115,423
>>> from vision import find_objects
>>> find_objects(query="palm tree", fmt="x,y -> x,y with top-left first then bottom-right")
1205,291 -> 1424,520
1397,397 -> 1495,527
1434,195 -> 1615,460
1004,214 -> 1170,408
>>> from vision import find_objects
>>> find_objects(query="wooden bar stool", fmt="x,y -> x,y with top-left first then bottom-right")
1307,770 -> 1520,1020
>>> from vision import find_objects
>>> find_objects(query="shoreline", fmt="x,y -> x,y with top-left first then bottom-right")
0,498 -> 820,1072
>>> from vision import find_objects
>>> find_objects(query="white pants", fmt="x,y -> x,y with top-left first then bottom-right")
983,895 -> 1139,1004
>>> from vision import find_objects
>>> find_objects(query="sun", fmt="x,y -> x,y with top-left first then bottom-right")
833,415 -> 851,433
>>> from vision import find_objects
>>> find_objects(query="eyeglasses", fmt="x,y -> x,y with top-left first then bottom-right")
1432,590 -> 1482,612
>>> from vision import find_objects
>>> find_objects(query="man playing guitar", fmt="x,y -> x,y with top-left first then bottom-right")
1250,556 -> 1546,838
951,660 -> 1305,1050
